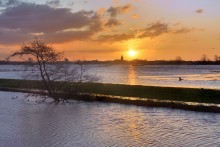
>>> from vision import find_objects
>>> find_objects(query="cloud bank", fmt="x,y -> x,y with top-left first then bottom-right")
0,2 -> 195,45
97,22 -> 194,42
107,4 -> 132,17
0,3 -> 102,44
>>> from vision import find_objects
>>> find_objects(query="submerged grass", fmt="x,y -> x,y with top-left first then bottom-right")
0,78 -> 220,104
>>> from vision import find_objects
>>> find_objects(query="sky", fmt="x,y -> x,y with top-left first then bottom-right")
0,0 -> 220,61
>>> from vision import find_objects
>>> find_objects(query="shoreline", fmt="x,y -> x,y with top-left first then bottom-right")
1,78 -> 220,104
93,94 -> 220,113
100,82 -> 220,90
1,60 -> 220,65
0,88 -> 220,113
1,79 -> 220,103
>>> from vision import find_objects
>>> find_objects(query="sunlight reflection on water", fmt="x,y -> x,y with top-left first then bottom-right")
0,91 -> 219,146
0,64 -> 220,89
90,64 -> 220,89
128,65 -> 137,85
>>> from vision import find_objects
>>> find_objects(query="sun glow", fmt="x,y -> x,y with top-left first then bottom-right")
128,49 -> 137,58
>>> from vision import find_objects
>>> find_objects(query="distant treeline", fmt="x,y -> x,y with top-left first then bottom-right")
80,59 -> 220,65
1,59 -> 220,65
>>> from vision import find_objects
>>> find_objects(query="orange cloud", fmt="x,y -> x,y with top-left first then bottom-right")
172,27 -> 195,34
105,18 -> 121,27
107,4 -> 132,17
98,8 -> 106,15
132,14 -> 140,19
97,33 -> 134,42
97,21 -> 196,42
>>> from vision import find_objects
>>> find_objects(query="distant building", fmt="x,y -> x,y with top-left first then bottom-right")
121,55 -> 124,61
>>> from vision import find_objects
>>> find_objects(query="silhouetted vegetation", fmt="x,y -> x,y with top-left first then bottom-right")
7,38 -> 99,102
214,55 -> 220,61
2,58 -> 220,65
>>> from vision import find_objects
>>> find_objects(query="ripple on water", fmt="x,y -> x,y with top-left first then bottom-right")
0,91 -> 219,146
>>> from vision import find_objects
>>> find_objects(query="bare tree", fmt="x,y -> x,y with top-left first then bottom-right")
201,54 -> 208,62
9,38 -> 99,102
175,56 -> 183,62
214,55 -> 220,61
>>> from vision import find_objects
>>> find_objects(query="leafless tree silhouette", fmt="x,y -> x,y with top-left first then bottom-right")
9,38 -> 99,102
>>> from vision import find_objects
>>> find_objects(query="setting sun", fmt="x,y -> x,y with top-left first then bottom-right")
0,0 -> 219,146
128,49 -> 137,58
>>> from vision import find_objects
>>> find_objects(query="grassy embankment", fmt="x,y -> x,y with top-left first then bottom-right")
1,78 -> 220,112
0,78 -> 220,104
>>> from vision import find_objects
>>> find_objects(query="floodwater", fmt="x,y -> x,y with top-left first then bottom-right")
0,64 -> 220,89
0,91 -> 219,146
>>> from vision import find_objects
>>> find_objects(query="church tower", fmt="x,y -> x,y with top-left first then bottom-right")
121,55 -> 124,61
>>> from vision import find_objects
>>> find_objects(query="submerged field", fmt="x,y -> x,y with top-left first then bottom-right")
0,64 -> 220,89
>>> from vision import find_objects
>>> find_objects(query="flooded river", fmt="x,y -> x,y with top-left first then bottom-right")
0,91 -> 219,146
0,64 -> 220,89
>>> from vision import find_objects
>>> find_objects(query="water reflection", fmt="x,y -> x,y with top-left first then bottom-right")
128,65 -> 137,85
0,64 -> 220,89
0,92 -> 219,146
